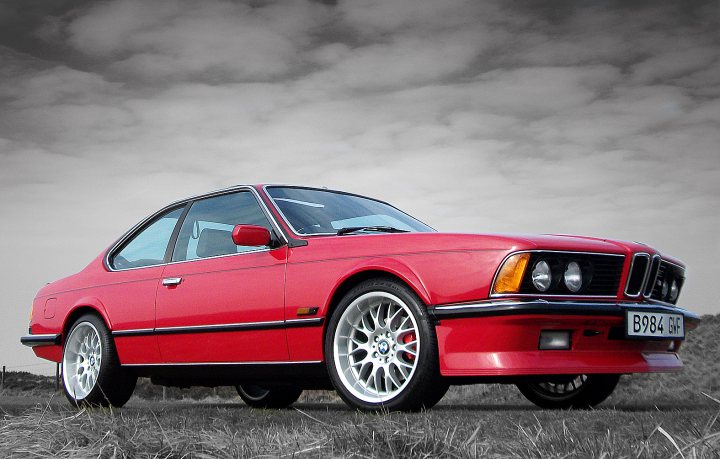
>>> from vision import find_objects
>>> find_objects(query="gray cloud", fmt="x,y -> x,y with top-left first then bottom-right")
1,0 -> 718,373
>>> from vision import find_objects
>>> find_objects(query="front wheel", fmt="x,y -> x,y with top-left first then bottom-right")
326,278 -> 443,411
235,384 -> 303,408
516,374 -> 620,409
62,314 -> 137,407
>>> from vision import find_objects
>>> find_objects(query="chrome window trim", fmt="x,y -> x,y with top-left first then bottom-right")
105,186 -> 288,272
262,185 -> 435,237
489,250 -> 626,299
624,252 -> 650,298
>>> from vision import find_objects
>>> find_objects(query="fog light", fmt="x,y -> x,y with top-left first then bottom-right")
539,330 -> 571,350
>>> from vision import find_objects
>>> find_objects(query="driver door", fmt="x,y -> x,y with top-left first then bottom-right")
155,190 -> 288,363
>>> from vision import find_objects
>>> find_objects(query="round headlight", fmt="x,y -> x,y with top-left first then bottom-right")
564,261 -> 583,293
661,278 -> 670,299
532,260 -> 552,292
669,279 -> 679,302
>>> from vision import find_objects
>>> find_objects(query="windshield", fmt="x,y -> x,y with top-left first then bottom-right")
265,186 -> 434,235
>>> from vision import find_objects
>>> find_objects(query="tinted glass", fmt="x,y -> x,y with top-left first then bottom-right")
172,191 -> 272,262
112,207 -> 183,269
266,187 -> 434,235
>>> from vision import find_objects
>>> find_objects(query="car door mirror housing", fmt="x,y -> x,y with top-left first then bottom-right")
232,225 -> 271,247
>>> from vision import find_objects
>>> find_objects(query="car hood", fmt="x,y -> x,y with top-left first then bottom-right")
292,231 -> 656,265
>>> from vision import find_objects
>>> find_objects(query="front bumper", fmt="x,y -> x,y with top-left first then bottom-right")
430,299 -> 700,321
430,299 -> 699,378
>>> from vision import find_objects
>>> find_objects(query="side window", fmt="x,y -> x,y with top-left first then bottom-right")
172,191 -> 272,262
112,207 -> 183,270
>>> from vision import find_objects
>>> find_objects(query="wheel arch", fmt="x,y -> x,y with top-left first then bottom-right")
322,261 -> 432,340
62,298 -> 112,342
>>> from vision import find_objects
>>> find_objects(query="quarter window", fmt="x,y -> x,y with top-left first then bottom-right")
172,191 -> 272,262
111,207 -> 183,270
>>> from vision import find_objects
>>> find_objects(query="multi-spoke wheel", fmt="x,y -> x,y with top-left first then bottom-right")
63,322 -> 103,400
326,278 -> 444,411
516,374 -> 620,409
62,314 -> 137,407
236,384 -> 303,408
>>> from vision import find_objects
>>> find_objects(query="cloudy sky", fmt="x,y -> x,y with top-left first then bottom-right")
1,0 -> 718,374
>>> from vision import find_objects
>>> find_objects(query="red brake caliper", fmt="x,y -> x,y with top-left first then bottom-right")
402,332 -> 416,361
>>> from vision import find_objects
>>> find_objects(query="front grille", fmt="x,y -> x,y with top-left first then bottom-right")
519,252 -> 625,296
643,256 -> 661,297
625,254 -> 649,296
623,254 -> 685,305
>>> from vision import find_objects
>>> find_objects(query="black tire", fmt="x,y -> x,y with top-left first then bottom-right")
422,379 -> 450,409
235,384 -> 303,408
62,314 -> 137,407
325,278 -> 443,412
516,374 -> 620,409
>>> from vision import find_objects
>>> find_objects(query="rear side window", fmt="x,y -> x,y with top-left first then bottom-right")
111,207 -> 183,270
172,191 -> 272,262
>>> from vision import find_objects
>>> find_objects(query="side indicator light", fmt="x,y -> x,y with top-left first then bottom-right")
296,307 -> 319,316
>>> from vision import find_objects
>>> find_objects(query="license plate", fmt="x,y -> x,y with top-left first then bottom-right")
625,310 -> 684,339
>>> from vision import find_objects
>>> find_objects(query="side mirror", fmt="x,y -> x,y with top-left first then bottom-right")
231,225 -> 271,247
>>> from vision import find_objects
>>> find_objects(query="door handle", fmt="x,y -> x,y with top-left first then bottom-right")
162,277 -> 183,287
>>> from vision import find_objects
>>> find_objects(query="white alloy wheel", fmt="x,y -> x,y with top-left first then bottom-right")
63,321 -> 103,400
333,291 -> 420,403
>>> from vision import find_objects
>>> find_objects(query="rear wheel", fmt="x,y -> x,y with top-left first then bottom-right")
62,314 -> 137,407
516,374 -> 620,409
326,278 -> 443,411
236,384 -> 303,408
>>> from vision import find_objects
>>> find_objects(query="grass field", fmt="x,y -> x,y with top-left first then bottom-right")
2,314 -> 718,457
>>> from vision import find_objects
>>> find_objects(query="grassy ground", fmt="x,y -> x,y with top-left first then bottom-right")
1,397 -> 719,457
2,314 -> 718,457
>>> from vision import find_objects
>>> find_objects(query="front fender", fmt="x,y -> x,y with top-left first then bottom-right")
329,257 -> 433,307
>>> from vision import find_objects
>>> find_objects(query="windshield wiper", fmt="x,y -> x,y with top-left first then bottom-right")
336,226 -> 410,236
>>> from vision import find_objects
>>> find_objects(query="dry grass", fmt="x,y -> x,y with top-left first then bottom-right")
1,396 -> 719,458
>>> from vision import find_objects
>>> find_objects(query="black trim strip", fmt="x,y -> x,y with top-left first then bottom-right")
20,334 -> 61,347
164,202 -> 192,263
111,329 -> 155,337
111,317 -> 324,338
430,299 -> 700,322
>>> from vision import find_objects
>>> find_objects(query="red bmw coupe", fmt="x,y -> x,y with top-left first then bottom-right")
22,185 -> 698,410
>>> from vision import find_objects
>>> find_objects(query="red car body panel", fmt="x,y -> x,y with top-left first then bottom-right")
155,247 -> 288,363
23,184 -> 698,384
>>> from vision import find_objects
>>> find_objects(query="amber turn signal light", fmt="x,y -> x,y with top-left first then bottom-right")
492,253 -> 530,294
